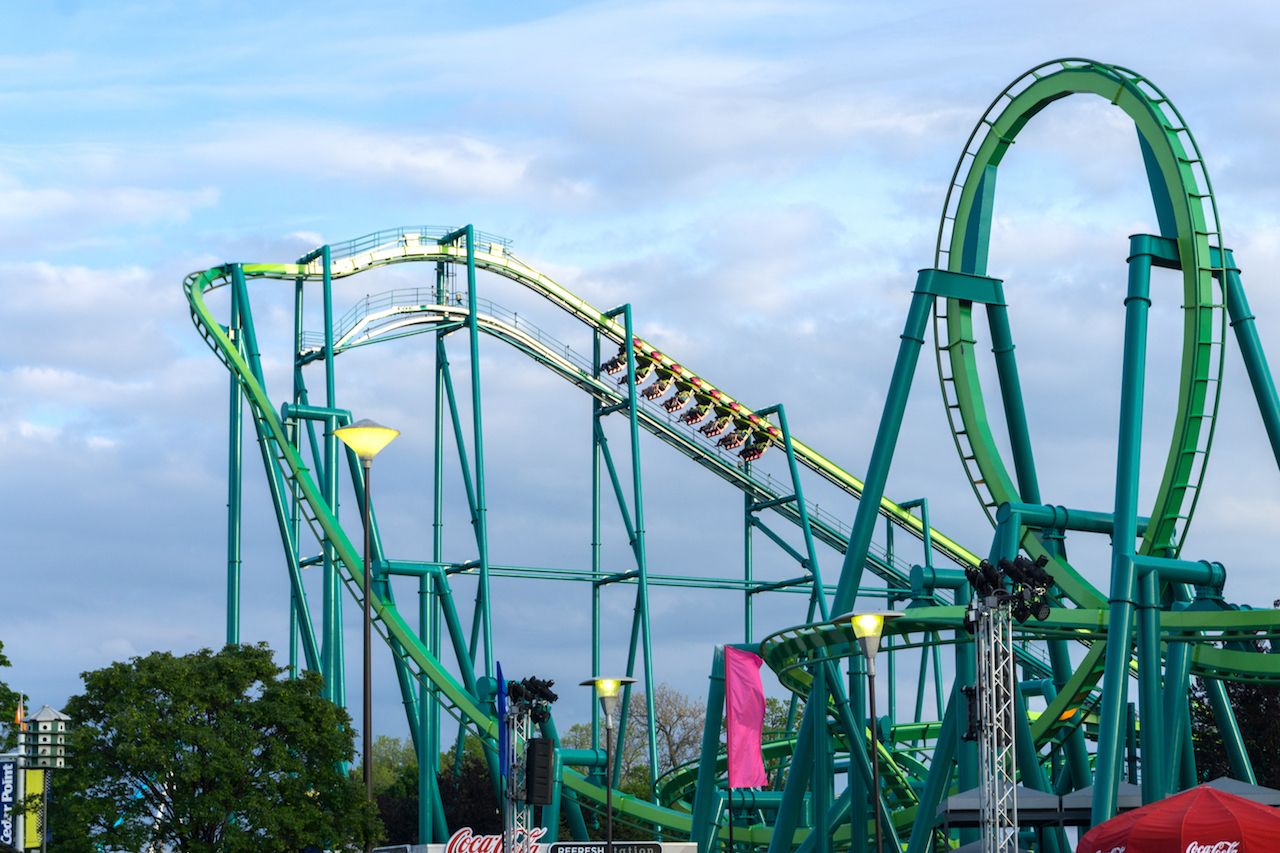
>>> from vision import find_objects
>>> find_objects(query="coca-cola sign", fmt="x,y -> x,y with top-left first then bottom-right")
1185,843 -> 1240,853
446,827 -> 549,853
443,829 -> 663,853
1091,847 -> 1125,853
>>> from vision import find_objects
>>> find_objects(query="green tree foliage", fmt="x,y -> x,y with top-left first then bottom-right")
367,735 -> 502,844
0,641 -> 19,751
370,735 -> 420,844
439,751 -> 501,834
49,643 -> 379,852
1192,638 -> 1280,787
371,734 -> 418,796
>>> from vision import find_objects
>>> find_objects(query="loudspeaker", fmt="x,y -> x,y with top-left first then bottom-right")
526,737 -> 555,805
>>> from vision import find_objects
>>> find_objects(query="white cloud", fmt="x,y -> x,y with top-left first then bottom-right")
193,125 -> 592,202
0,175 -> 217,227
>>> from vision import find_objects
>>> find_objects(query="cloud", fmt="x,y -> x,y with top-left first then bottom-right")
192,124 -> 592,203
0,261 -> 183,375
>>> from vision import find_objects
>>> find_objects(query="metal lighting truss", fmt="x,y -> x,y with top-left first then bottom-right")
504,707 -> 535,853
971,596 -> 1018,853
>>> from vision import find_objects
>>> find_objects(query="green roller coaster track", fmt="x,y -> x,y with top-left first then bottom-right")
186,59 -> 1280,851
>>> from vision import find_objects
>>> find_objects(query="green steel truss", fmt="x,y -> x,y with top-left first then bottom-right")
187,59 -> 1280,852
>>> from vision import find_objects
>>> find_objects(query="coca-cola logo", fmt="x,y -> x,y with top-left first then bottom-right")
1185,843 -> 1240,853
1091,847 -> 1125,853
446,827 -> 548,853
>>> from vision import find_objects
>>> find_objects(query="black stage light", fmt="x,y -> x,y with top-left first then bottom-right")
981,560 -> 1003,594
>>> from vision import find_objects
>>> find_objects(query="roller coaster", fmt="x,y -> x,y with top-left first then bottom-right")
186,59 -> 1280,851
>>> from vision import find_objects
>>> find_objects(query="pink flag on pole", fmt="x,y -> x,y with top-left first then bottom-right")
724,646 -> 767,788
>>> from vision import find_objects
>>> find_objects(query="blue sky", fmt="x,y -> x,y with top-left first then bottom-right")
6,1 -> 1280,741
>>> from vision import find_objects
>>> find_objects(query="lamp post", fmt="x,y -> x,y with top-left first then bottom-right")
847,612 -> 903,853
335,417 -> 400,848
581,676 -> 635,853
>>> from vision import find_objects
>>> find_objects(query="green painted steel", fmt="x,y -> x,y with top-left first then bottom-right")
186,57 -> 1280,853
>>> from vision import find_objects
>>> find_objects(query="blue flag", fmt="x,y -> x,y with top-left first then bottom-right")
496,661 -> 508,779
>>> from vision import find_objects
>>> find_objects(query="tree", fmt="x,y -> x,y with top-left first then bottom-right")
0,641 -> 19,751
366,735 -> 503,843
370,735 -> 419,844
1191,635 -> 1280,787
438,751 -> 501,834
49,643 -> 379,852
561,682 -> 706,804
371,734 -> 417,796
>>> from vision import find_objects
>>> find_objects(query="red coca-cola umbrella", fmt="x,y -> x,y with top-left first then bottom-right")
1078,785 -> 1280,853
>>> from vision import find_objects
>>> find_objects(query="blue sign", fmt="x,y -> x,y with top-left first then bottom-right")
0,758 -> 15,848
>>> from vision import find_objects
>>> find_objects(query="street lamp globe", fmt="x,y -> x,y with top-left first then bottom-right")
579,676 -> 636,728
335,418 -> 400,462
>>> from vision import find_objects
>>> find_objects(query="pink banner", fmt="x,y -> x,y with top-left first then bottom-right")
724,646 -> 767,788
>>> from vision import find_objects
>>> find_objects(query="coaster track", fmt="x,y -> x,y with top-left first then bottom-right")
187,58 -> 1280,851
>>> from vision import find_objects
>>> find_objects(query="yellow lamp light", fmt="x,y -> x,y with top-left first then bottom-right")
842,611 -> 904,675
851,613 -> 885,640
335,418 -> 400,462
580,676 -> 636,728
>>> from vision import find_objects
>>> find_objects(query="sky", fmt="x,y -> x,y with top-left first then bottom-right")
5,0 -> 1280,745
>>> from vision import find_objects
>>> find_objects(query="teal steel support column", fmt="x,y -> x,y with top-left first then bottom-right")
1136,566 -> 1164,801
418,571 -> 436,842
766,689 -> 816,853
986,301 -> 1041,503
692,647 -> 726,853
614,607 -> 642,791
1224,260 -> 1280,468
288,600 -> 298,679
1093,241 -> 1154,823
1126,702 -> 1139,784
832,285 -> 935,608
320,245 -> 345,707
757,403 -> 829,621
563,789 -> 590,842
626,307 -> 659,797
1205,677 -> 1255,782
810,662 -> 831,853
904,685 -> 958,853
1178,709 -> 1199,790
538,715 -> 574,842
1160,588 -> 1195,793
1013,684 -> 1065,853
230,265 -> 321,673
824,661 -> 902,853
421,295 -> 447,843
848,654 -> 867,853
603,302 -> 659,794
771,284 -> 936,853
288,273 -> 307,679
1046,641 -> 1091,789
591,331 -> 604,760
226,285 -> 243,646
419,311 -> 450,835
460,226 -> 495,681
